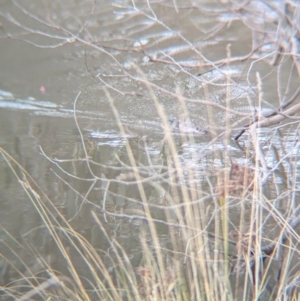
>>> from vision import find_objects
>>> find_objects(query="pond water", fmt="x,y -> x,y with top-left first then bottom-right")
0,0 -> 300,300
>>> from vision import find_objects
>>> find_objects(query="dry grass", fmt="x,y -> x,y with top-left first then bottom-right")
1,1 -> 300,300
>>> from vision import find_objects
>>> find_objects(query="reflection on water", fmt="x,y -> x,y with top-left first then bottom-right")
0,0 -> 300,299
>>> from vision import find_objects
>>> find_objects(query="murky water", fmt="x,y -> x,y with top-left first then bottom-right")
0,0 -> 300,299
